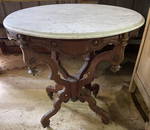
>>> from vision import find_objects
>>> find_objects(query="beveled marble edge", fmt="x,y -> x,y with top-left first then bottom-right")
4,16 -> 145,39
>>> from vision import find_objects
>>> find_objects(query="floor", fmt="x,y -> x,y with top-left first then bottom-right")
0,54 -> 145,130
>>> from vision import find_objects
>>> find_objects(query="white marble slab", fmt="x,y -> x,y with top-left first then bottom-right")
3,4 -> 145,39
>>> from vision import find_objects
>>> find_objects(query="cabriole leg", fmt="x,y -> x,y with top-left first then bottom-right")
41,88 -> 68,128
79,88 -> 110,124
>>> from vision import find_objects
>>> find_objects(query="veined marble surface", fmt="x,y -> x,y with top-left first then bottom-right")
3,4 -> 145,39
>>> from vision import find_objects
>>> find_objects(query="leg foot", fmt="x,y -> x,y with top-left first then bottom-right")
41,88 -> 67,128
41,115 -> 50,128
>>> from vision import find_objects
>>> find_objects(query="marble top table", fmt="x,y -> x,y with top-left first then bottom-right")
3,4 -> 144,129
3,4 -> 144,39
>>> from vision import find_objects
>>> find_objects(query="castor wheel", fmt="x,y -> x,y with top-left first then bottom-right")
92,83 -> 100,97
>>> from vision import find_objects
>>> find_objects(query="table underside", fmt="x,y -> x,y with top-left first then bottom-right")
7,31 -> 129,128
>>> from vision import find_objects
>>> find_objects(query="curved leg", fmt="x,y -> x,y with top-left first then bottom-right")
41,88 -> 67,128
79,89 -> 110,124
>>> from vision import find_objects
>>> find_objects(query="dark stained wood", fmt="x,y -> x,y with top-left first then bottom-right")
97,0 -> 150,18
0,2 -> 5,24
39,0 -> 78,5
0,26 -> 7,38
39,0 -> 58,5
6,28 -> 129,127
98,0 -> 134,8
98,0 -> 108,4
98,0 -> 117,5
107,0 -> 117,5
133,0 -> 150,18
116,0 -> 134,8
21,1 -> 40,8
131,0 -> 150,37
3,1 -> 21,15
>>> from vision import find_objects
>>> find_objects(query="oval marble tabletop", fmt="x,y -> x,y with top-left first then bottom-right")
3,4 -> 145,39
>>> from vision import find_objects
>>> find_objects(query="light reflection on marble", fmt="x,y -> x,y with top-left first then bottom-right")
3,4 -> 144,39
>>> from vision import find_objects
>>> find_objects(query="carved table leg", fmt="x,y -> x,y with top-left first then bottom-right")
79,88 -> 110,124
41,87 -> 69,128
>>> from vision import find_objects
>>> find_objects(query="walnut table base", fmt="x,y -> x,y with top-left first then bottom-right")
7,32 -> 129,128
